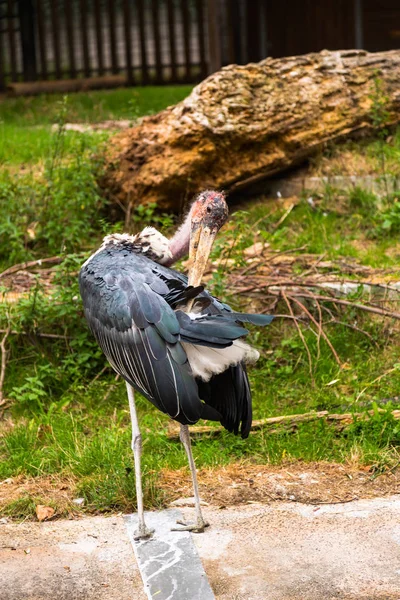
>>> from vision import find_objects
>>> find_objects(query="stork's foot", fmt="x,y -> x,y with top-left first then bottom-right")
171,518 -> 210,533
134,525 -> 154,540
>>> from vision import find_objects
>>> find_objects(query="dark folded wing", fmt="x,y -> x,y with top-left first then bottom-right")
80,266 -> 201,423
80,248 -> 273,432
79,251 -> 250,425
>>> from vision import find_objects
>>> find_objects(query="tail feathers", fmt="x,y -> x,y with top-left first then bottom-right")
197,363 -> 252,439
176,310 -> 249,347
182,339 -> 258,381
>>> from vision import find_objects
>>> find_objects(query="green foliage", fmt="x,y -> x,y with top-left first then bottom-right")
2,263 -> 105,415
131,202 -> 175,232
0,135 -> 106,264
378,195 -> 400,233
0,86 -> 193,126
3,89 -> 400,518
369,76 -> 391,135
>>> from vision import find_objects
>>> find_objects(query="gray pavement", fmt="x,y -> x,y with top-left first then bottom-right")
1,496 -> 400,600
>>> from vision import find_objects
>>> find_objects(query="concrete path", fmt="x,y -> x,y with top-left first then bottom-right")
0,515 -> 146,600
187,496 -> 400,600
1,495 -> 400,600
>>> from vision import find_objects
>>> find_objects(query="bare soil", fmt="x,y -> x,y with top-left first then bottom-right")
161,461 -> 400,507
2,461 -> 399,519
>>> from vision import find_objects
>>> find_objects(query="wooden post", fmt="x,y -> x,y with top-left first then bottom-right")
207,0 -> 221,74
50,0 -> 61,79
137,0 -> 149,84
65,0 -> 76,78
18,0 -> 37,81
196,0 -> 207,79
167,0 -> 177,81
181,0 -> 191,81
35,0 -> 47,80
123,0 -> 133,85
7,0 -> 17,82
227,0 -> 242,64
246,0 -> 261,63
108,0 -> 118,74
79,0 -> 91,78
94,0 -> 104,76
151,0 -> 163,83
0,15 -> 5,91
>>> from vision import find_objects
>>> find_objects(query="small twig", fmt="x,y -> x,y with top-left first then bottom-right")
310,497 -> 359,506
282,291 -> 314,384
290,295 -> 342,366
103,373 -> 121,402
0,329 -> 72,340
90,364 -> 111,385
270,244 -> 308,257
0,327 -> 10,406
0,256 -> 63,280
355,366 -> 400,402
271,203 -> 295,231
264,290 -> 400,321
167,409 -> 400,439
324,319 -> 379,346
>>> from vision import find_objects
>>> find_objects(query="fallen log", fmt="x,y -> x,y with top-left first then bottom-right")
104,49 -> 400,213
167,409 -> 400,440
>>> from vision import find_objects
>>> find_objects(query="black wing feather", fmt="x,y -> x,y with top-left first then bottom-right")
79,244 -> 272,433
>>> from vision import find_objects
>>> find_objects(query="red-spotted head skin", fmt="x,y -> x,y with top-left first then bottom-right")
191,191 -> 229,233
187,191 -> 229,293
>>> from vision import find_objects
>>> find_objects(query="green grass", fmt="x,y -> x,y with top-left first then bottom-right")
1,89 -> 400,519
0,86 -> 192,166
0,86 -> 193,125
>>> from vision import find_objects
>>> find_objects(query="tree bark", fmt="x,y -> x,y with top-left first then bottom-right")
103,49 -> 400,213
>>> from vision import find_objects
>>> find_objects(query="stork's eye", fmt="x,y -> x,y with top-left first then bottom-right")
206,206 -> 212,214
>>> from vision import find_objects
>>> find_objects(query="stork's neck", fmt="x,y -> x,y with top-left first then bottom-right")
165,210 -> 192,266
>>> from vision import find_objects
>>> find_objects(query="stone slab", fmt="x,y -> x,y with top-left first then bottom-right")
125,509 -> 215,600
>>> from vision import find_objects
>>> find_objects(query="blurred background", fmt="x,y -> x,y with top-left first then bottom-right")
2,0 -> 400,92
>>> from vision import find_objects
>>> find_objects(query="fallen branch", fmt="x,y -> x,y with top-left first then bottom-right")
255,289 -> 400,321
0,256 -> 63,280
0,329 -> 72,340
282,291 -> 314,382
0,328 -> 10,406
290,295 -> 342,366
103,373 -> 121,402
167,409 -> 400,440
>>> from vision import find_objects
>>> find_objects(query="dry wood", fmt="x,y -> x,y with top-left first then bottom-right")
0,328 -> 10,406
282,290 -> 314,382
167,409 -> 400,440
0,329 -> 72,340
0,256 -> 63,280
104,49 -> 400,212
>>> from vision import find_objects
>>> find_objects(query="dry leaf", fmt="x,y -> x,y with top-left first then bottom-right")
35,505 -> 55,522
243,242 -> 269,258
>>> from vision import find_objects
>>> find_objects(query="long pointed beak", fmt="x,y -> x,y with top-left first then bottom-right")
188,223 -> 218,289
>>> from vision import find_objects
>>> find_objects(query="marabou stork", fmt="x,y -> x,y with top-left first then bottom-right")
79,191 -> 273,539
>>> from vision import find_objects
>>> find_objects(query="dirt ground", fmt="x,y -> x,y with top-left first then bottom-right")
2,461 -> 399,519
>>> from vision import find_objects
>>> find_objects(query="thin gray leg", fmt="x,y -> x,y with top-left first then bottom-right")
126,383 -> 154,540
171,424 -> 209,533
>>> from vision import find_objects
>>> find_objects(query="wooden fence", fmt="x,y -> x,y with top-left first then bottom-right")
1,1 -> 399,94
0,0 -> 211,90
